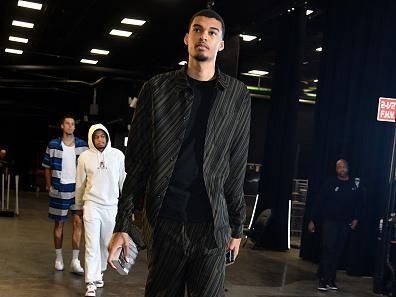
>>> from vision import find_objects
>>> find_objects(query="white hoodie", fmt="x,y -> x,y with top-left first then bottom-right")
75,124 -> 126,209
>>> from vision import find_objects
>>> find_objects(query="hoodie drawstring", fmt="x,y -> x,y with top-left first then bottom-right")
97,152 -> 106,174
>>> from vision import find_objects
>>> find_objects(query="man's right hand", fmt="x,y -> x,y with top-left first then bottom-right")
107,232 -> 130,269
308,220 -> 316,233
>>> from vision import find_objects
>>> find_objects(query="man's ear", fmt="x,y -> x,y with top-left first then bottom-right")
218,40 -> 225,52
184,33 -> 189,46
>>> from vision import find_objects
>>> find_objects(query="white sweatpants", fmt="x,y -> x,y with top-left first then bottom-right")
83,200 -> 117,283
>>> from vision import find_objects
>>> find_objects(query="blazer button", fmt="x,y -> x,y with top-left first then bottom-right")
157,195 -> 161,198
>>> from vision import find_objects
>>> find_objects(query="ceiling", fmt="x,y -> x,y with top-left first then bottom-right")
0,0 -> 325,124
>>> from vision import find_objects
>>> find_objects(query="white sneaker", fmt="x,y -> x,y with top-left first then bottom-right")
70,259 -> 84,275
54,259 -> 64,271
85,282 -> 96,297
95,280 -> 104,288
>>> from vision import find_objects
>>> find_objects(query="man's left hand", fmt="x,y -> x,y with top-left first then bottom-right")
227,238 -> 242,262
350,219 -> 358,230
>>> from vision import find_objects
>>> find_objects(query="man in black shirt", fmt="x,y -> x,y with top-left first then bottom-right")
308,159 -> 362,292
108,8 -> 251,297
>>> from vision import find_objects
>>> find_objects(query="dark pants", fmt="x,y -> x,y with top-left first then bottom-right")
145,218 -> 226,297
319,220 -> 350,283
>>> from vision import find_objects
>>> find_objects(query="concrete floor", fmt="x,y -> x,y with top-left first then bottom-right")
0,191 -> 379,297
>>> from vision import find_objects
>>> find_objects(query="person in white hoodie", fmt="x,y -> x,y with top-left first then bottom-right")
75,124 -> 126,297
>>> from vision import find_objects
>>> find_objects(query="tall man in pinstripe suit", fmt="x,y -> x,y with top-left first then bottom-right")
109,9 -> 251,297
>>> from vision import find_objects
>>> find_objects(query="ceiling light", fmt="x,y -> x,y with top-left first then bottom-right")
12,20 -> 34,28
305,93 -> 317,98
80,59 -> 98,65
240,34 -> 257,42
299,99 -> 315,104
316,47 -> 322,52
242,70 -> 269,77
5,48 -> 23,55
121,18 -> 146,26
242,73 -> 259,77
109,29 -> 132,37
178,61 -> 187,66
9,36 -> 28,43
90,49 -> 109,55
17,0 -> 42,10
306,10 -> 314,15
248,70 -> 269,76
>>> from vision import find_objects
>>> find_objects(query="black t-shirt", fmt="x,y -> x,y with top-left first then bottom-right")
312,177 -> 362,224
159,76 -> 217,222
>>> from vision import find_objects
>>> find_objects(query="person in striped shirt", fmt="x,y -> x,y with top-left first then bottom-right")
42,115 -> 88,274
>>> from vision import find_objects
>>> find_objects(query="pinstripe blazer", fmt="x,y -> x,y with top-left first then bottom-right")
115,67 -> 251,247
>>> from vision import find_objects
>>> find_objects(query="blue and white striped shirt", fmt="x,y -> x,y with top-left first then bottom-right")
42,137 -> 88,190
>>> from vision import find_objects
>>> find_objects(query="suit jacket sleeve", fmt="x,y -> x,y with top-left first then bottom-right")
114,82 -> 152,233
224,89 -> 251,238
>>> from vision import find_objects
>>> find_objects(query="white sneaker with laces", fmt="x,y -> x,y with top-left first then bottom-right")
54,259 -> 64,271
95,280 -> 104,288
85,282 -> 96,297
70,259 -> 84,275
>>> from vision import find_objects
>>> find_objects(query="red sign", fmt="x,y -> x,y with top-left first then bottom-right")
377,97 -> 396,122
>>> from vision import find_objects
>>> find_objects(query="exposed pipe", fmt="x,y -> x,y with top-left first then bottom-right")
0,76 -> 139,89
0,65 -> 146,79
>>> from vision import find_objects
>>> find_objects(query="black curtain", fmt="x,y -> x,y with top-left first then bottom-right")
254,7 -> 306,250
300,0 -> 396,278
217,35 -> 240,78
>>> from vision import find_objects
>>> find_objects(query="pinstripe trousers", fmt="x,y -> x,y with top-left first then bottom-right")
145,218 -> 226,297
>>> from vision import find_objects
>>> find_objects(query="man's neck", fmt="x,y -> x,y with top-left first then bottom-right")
186,59 -> 216,81
62,134 -> 75,146
337,175 -> 349,181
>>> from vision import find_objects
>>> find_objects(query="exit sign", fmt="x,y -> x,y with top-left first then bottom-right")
377,97 -> 396,122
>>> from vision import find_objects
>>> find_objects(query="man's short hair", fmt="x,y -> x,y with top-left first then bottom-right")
60,114 -> 75,125
188,9 -> 225,39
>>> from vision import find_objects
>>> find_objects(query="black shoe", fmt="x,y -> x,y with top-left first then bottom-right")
317,280 -> 328,292
327,282 -> 338,291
